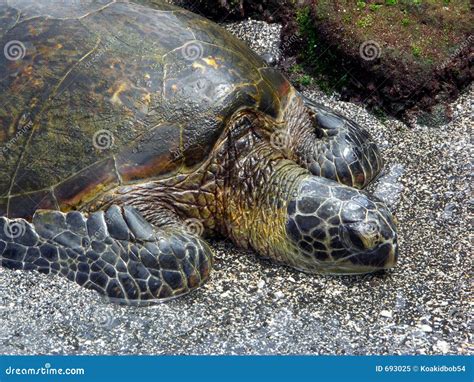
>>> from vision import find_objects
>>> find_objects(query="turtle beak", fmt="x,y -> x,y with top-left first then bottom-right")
385,241 -> 399,269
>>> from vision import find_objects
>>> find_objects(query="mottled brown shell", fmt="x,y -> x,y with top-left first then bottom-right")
0,0 -> 292,218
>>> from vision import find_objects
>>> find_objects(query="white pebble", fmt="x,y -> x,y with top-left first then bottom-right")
380,310 -> 393,318
274,291 -> 284,300
418,324 -> 433,333
435,340 -> 450,353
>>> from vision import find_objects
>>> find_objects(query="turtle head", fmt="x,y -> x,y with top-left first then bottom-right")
285,177 -> 398,274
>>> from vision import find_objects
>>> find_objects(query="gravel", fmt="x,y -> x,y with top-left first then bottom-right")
224,20 -> 283,63
1,18 -> 472,355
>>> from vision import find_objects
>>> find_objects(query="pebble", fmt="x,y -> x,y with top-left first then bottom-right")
380,310 -> 393,319
418,325 -> 433,333
274,291 -> 285,300
435,340 -> 450,353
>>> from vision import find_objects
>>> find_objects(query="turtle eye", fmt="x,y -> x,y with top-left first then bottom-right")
340,221 -> 380,251
340,224 -> 365,251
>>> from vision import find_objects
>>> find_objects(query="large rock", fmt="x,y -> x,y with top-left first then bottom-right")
287,0 -> 473,118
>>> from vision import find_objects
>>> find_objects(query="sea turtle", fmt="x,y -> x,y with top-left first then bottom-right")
0,0 -> 398,304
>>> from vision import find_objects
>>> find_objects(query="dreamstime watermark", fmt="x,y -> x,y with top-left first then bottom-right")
46,0 -> 94,3
169,129 -> 204,161
83,32 -> 124,70
270,130 -> 291,151
3,40 -> 26,61
4,363 -> 85,376
93,129 -> 114,150
0,113 -> 33,158
264,32 -> 299,65
373,163 -> 405,208
437,34 -> 473,71
359,40 -> 382,61
93,309 -> 115,329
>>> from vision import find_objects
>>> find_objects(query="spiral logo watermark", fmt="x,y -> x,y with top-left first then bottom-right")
181,41 -> 203,61
359,40 -> 381,61
93,309 -> 115,329
4,40 -> 26,61
93,129 -> 114,150
3,220 -> 26,239
270,131 -> 291,150
184,218 -> 204,236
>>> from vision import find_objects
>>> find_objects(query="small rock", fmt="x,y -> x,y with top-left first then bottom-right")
257,280 -> 265,289
380,310 -> 393,318
435,340 -> 450,353
418,324 -> 433,333
419,316 -> 431,325
442,202 -> 459,223
274,291 -> 284,300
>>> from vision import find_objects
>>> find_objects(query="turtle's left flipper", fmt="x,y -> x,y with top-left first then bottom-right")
0,206 -> 213,304
298,96 -> 383,189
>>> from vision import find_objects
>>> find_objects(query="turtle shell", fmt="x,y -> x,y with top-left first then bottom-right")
0,0 -> 293,219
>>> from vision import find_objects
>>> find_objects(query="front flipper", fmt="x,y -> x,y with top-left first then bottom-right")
0,206 -> 213,304
299,97 -> 383,189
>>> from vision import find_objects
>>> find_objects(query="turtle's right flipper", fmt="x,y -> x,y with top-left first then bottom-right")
0,206 -> 213,304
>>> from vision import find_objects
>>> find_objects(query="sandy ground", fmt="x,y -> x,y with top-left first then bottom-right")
0,18 -> 472,355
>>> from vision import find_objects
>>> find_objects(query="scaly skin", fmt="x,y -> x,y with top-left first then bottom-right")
271,90 -> 384,189
213,125 -> 397,274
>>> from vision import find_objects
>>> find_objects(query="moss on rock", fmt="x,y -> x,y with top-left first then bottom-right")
291,0 -> 473,116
